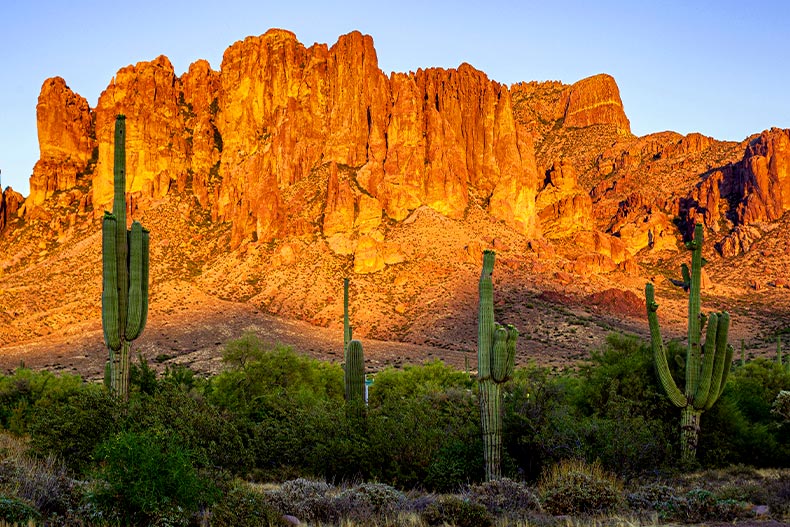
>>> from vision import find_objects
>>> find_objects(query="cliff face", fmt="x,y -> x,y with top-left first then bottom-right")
0,188 -> 24,232
736,128 -> 790,224
29,29 -> 543,247
214,29 -> 540,246
21,28 -> 788,267
29,77 -> 95,207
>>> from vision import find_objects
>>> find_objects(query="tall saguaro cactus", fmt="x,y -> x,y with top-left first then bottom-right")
478,250 -> 518,481
342,279 -> 366,416
102,115 -> 150,400
645,224 -> 733,464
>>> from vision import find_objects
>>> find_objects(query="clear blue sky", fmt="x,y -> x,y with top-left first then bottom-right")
2,1 -> 789,197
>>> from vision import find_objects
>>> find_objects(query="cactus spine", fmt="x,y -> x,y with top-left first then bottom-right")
646,224 -> 733,464
102,115 -> 150,400
477,250 -> 518,481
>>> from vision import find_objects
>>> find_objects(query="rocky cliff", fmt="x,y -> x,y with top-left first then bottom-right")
3,28 -> 790,371
26,30 -> 544,256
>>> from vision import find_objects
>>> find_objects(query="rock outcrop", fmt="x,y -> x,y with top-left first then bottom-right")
511,73 -> 631,135
536,159 -> 592,238
564,74 -> 631,132
29,77 -> 95,206
92,55 -> 192,212
213,30 -> 540,247
735,128 -> 790,224
0,187 -> 24,232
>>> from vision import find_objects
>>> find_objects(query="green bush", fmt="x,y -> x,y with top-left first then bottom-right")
368,361 -> 473,407
366,387 -> 479,488
89,430 -> 217,526
211,483 -> 285,527
208,335 -> 344,420
0,495 -> 40,524
424,438 -> 485,492
421,495 -> 493,527
0,368 -> 84,434
538,459 -> 623,515
28,386 -> 122,475
126,385 -> 253,475
504,365 -> 588,479
252,398 -> 367,481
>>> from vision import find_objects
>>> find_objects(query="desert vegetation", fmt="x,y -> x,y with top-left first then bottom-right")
0,331 -> 786,525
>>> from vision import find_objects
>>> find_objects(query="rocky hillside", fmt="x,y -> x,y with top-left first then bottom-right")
1,29 -> 789,378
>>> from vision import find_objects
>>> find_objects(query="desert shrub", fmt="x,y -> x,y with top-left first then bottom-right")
210,483 -> 285,527
367,361 -> 474,407
208,335 -> 344,420
129,353 -> 159,395
577,403 -> 673,477
366,387 -> 479,488
421,495 -> 493,527
126,384 -> 253,474
0,495 -> 40,524
265,478 -> 336,523
0,369 -> 84,435
27,386 -> 122,475
538,458 -> 623,516
625,481 -> 678,511
331,482 -> 406,522
89,430 -> 217,526
252,398 -> 368,481
503,365 -> 583,480
424,438 -> 485,492
0,452 -> 75,516
657,487 -> 753,522
571,334 -> 673,418
765,473 -> 790,518
465,477 -> 541,515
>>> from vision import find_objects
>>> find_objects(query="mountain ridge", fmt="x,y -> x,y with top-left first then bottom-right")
1,29 -> 788,379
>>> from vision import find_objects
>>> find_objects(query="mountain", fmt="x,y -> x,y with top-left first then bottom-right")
1,29 -> 789,379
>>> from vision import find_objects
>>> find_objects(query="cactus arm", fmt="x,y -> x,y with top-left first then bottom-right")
140,228 -> 150,331
646,283 -> 686,408
681,264 -> 691,290
701,312 -> 731,409
125,222 -> 145,340
478,250 -> 496,381
101,213 -> 121,351
490,324 -> 509,383
685,224 -> 704,401
693,313 -> 719,407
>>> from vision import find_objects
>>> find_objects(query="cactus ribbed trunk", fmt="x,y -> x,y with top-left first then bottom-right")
477,250 -> 518,481
681,406 -> 702,464
479,380 -> 502,481
101,115 -> 149,401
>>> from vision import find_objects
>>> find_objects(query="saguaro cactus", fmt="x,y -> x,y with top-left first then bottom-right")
345,340 -> 366,409
102,115 -> 150,400
646,224 -> 733,464
477,250 -> 518,481
342,278 -> 366,417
